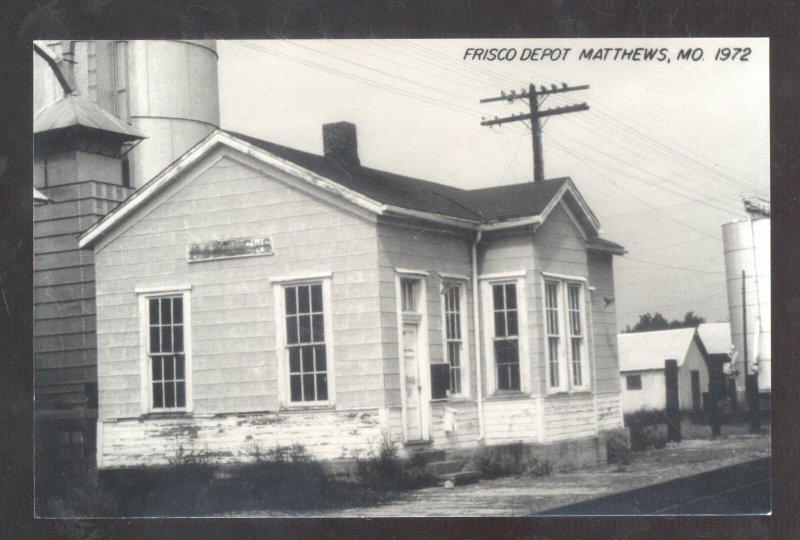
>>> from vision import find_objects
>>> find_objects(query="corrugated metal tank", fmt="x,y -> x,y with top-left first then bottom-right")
33,40 -> 220,188
723,217 -> 770,392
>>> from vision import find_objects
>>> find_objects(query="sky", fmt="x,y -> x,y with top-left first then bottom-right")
217,38 -> 770,329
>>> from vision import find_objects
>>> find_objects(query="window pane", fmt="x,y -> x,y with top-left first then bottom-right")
175,355 -> 185,380
494,312 -> 506,337
172,298 -> 183,324
301,346 -> 314,372
492,284 -> 504,310
509,363 -> 520,390
298,285 -> 310,313
497,363 -> 509,389
504,284 -> 517,309
545,282 -> 556,307
571,312 -> 581,335
316,374 -> 328,401
314,345 -> 327,371
401,279 -> 415,312
286,315 -> 298,344
153,383 -> 163,408
312,314 -> 324,342
150,326 -> 160,353
302,374 -> 315,401
311,284 -> 323,312
173,325 -> 184,352
163,355 -> 175,381
160,298 -> 171,324
164,381 -> 175,407
285,287 -> 297,315
152,357 -> 162,381
290,375 -> 302,401
149,299 -> 159,324
161,327 -> 172,352
298,314 -> 311,343
289,347 -> 301,373
448,342 -> 460,368
548,338 -> 560,387
176,382 -> 186,407
506,310 -> 518,336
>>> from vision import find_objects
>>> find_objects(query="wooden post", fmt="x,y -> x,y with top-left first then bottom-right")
664,359 -> 681,442
529,83 -> 545,183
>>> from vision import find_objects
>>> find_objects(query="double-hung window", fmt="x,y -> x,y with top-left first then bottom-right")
273,274 -> 334,407
492,283 -> 520,391
284,283 -> 328,403
442,283 -> 465,396
544,278 -> 589,393
138,287 -> 192,413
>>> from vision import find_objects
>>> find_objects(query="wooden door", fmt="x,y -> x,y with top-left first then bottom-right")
403,322 -> 423,441
691,370 -> 702,413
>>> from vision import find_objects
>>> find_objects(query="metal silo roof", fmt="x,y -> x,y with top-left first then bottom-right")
33,94 -> 144,141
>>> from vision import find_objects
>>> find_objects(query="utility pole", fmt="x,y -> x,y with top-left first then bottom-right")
742,270 -> 761,432
480,82 -> 589,182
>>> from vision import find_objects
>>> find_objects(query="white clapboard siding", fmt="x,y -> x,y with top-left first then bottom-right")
429,400 -> 480,450
596,392 -> 624,431
482,398 -> 540,444
98,408 -> 385,467
544,394 -> 597,442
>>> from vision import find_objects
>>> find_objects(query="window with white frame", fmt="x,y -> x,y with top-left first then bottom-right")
283,283 -> 328,403
567,283 -> 584,387
442,283 -> 464,396
146,295 -> 187,409
492,283 -> 520,391
544,278 -> 589,392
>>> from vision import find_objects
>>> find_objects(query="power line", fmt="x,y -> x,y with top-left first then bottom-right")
480,83 -> 590,182
618,254 -> 725,274
229,40 -> 761,222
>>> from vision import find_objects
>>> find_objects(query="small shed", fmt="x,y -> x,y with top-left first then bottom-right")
697,322 -> 740,407
617,328 -> 709,414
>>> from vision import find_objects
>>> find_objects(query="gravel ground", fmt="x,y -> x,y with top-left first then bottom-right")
229,426 -> 770,517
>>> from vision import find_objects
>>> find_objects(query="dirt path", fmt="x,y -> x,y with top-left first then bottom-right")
232,429 -> 770,517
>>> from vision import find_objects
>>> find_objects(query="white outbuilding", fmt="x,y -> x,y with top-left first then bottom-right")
617,328 -> 709,414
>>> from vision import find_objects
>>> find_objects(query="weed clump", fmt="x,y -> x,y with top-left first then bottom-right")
604,428 -> 633,465
355,434 -> 437,491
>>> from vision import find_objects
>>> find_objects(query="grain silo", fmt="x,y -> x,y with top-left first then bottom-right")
722,199 -> 770,396
33,40 -> 220,188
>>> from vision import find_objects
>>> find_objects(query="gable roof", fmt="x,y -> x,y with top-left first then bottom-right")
697,322 -> 733,356
228,131 -> 482,221
617,328 -> 698,372
78,129 -> 621,249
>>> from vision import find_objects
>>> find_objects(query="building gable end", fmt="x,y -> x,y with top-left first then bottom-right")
79,131 -> 386,250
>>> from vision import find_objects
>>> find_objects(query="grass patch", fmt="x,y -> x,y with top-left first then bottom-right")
36,437 -> 442,517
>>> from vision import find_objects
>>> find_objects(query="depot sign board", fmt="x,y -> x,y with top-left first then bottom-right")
188,236 -> 273,262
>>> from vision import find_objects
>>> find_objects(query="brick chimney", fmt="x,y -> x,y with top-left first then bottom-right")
323,122 -> 360,166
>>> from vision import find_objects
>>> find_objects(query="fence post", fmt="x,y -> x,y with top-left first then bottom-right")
664,359 -> 681,443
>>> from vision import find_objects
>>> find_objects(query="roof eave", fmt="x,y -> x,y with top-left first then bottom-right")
383,205 -> 480,230
480,215 -> 543,231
